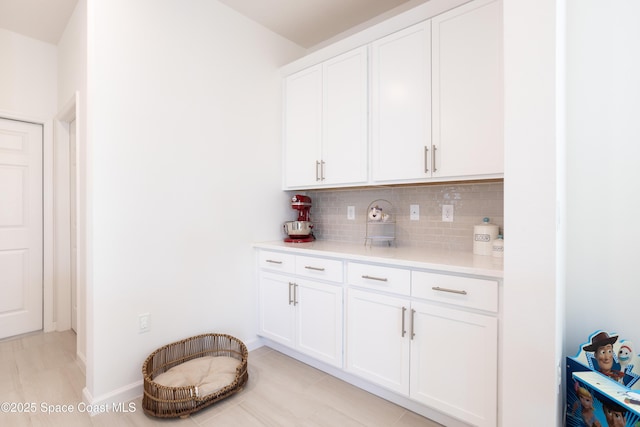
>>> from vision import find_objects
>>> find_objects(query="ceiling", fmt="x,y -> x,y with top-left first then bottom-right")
217,0 -> 422,48
0,0 -> 426,48
0,0 -> 79,45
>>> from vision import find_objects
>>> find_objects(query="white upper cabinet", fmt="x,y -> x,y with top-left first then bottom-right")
322,48 -> 369,186
283,65 -> 322,188
283,46 -> 368,189
371,21 -> 431,183
282,0 -> 503,189
431,0 -> 503,178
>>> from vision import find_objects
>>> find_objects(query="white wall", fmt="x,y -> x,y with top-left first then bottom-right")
565,1 -> 640,355
502,0 -> 563,425
85,0 -> 304,402
0,29 -> 57,119
58,0 -> 86,110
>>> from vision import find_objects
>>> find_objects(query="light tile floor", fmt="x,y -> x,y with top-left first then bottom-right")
0,330 -> 442,426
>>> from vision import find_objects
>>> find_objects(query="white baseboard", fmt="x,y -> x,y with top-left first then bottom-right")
82,381 -> 143,416
75,350 -> 86,376
244,336 -> 266,352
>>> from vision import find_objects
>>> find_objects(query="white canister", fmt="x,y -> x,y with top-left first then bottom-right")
492,234 -> 504,258
473,217 -> 499,255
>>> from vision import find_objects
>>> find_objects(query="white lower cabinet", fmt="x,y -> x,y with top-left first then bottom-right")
346,289 -> 411,394
411,269 -> 498,426
410,301 -> 497,427
259,271 -> 296,348
346,263 -> 499,427
295,278 -> 343,367
258,253 -> 343,368
257,249 -> 500,426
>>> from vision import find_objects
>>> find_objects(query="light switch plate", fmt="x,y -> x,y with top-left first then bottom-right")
139,313 -> 150,333
347,206 -> 355,220
410,204 -> 419,221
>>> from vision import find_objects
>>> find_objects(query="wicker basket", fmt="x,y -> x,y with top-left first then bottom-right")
142,333 -> 248,418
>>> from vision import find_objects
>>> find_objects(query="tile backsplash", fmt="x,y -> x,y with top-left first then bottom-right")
302,181 -> 503,252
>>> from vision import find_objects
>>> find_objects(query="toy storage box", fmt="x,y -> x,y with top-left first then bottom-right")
566,330 -> 640,427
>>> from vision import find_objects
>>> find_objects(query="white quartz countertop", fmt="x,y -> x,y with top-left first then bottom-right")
253,240 -> 503,278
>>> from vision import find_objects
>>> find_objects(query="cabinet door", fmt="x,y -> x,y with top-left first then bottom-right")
258,272 -> 295,347
346,289 -> 410,395
410,301 -> 497,427
371,21 -> 431,183
283,65 -> 322,188
296,279 -> 343,367
323,46 -> 368,186
431,0 -> 503,178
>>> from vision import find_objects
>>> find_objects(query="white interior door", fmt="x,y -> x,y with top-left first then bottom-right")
0,118 -> 43,339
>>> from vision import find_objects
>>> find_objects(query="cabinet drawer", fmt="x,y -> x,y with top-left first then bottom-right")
347,262 -> 410,296
295,255 -> 343,283
258,251 -> 295,274
412,271 -> 498,312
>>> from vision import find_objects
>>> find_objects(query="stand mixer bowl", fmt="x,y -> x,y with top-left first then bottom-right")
283,221 -> 313,237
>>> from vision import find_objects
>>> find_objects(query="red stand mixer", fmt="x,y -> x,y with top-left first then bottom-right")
283,195 -> 314,243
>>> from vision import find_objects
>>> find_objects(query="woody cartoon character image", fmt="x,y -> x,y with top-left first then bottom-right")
583,332 -> 626,384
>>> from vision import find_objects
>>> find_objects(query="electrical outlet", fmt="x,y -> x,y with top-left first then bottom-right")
347,206 -> 355,220
139,313 -> 150,333
410,204 -> 419,221
442,205 -> 454,222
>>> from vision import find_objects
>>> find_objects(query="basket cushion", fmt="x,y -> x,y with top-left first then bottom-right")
153,356 -> 240,397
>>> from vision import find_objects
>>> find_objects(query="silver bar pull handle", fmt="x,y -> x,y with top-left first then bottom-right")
305,266 -> 325,271
410,309 -> 416,339
316,160 -> 321,181
432,146 -> 437,173
424,146 -> 429,173
401,306 -> 407,337
288,282 -> 295,305
293,283 -> 298,306
432,286 -> 468,295
266,259 -> 283,264
361,275 -> 388,282
321,160 -> 326,181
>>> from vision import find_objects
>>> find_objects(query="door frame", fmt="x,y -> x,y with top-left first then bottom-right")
53,93 -> 86,371
52,93 -> 80,333
0,93 -> 81,344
